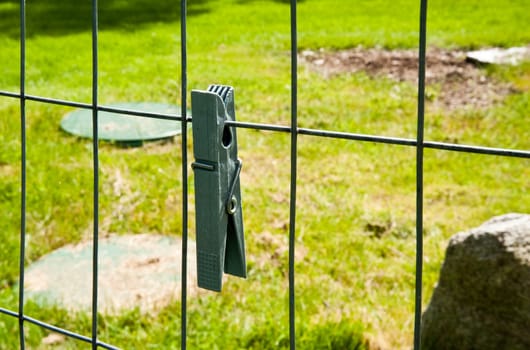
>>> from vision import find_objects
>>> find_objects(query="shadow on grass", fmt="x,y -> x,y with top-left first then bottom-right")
0,0 -> 210,38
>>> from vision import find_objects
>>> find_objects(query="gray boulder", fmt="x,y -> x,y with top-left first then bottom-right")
421,213 -> 530,350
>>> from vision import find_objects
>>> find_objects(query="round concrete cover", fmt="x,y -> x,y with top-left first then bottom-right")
24,234 -> 197,314
60,102 -> 186,142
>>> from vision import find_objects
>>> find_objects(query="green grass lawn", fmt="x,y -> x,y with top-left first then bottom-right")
1,0 -> 529,349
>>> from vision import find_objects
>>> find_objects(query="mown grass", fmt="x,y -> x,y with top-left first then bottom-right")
1,0 -> 529,349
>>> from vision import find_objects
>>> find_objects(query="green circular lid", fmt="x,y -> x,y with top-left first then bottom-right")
60,102 -> 188,142
23,234 -> 197,313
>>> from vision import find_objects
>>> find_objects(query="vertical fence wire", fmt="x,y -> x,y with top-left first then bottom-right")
91,0 -> 100,348
17,0 -> 27,348
414,0 -> 428,348
180,0 -> 189,349
288,0 -> 298,349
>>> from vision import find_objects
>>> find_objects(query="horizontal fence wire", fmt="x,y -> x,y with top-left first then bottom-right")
22,315 -> 118,350
0,91 -> 529,159
0,306 -> 19,318
0,92 -> 185,120
0,93 -> 529,158
1,0 -> 529,349
1,89 -> 529,158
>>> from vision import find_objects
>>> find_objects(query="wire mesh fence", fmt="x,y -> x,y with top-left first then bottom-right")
0,0 -> 529,349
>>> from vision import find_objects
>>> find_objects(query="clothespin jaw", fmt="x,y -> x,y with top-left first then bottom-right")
191,85 -> 246,292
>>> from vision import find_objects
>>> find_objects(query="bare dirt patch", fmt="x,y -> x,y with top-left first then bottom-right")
300,48 -> 517,110
251,231 -> 307,272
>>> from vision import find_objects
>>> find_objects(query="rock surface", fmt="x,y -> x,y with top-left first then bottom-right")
467,46 -> 530,65
421,213 -> 530,350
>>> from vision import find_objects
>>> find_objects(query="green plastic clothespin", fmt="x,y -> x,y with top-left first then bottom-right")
191,85 -> 246,292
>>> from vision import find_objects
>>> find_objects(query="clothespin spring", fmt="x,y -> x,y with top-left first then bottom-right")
226,159 -> 242,215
